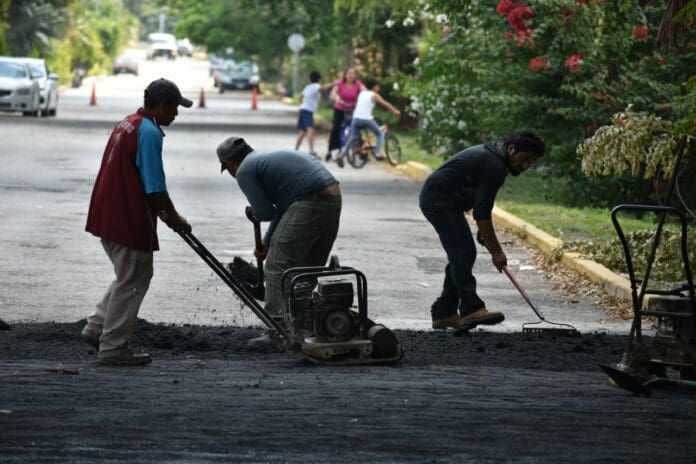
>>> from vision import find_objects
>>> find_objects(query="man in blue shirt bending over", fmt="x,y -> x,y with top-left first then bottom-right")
217,137 -> 342,347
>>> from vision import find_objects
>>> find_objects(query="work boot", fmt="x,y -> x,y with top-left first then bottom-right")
98,347 -> 152,366
432,313 -> 461,330
81,325 -> 101,350
459,308 -> 505,331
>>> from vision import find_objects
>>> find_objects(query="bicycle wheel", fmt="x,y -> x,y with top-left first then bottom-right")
346,137 -> 369,169
384,133 -> 402,166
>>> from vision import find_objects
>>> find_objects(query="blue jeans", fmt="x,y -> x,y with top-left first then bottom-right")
341,118 -> 383,157
419,193 -> 485,319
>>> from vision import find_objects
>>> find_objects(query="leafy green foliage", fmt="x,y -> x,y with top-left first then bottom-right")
578,106 -> 679,180
1,0 -> 137,84
406,0 -> 696,183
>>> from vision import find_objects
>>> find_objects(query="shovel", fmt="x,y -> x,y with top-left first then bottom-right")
599,364 -> 696,396
245,207 -> 266,300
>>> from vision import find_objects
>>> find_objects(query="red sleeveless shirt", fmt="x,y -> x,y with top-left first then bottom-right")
85,108 -> 161,252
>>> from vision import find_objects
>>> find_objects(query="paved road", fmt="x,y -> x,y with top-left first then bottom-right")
0,99 -> 626,334
0,52 -> 628,334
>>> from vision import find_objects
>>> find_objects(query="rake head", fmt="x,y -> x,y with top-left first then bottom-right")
522,319 -> 580,336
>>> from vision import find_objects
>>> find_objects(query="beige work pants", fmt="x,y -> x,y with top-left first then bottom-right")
85,240 -> 153,352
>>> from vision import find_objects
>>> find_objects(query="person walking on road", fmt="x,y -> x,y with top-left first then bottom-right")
339,77 -> 400,164
217,138 -> 342,347
83,78 -> 193,365
325,67 -> 363,166
294,70 -> 329,157
420,131 -> 545,332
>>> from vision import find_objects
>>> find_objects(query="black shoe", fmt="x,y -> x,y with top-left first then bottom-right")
98,347 -> 152,366
81,325 -> 100,350
325,152 -> 332,162
337,157 -> 344,168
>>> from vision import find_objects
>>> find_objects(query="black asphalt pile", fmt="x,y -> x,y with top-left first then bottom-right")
226,257 -> 259,287
0,320 -> 627,370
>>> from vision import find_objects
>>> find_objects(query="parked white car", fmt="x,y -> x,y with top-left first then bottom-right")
0,57 -> 41,117
20,58 -> 59,116
147,33 -> 177,60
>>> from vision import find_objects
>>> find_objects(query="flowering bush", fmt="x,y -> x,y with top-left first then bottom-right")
564,54 -> 583,73
404,0 -> 695,196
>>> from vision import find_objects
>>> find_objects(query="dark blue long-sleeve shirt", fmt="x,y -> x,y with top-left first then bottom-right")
235,150 -> 337,243
420,143 -> 510,220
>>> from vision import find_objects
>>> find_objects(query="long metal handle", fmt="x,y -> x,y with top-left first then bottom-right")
502,266 -> 545,321
177,230 -> 285,336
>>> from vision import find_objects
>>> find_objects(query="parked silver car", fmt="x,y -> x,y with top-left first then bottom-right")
0,57 -> 41,117
216,60 -> 260,92
20,58 -> 59,116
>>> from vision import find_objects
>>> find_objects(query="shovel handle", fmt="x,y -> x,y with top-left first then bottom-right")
245,207 -> 264,251
246,206 -> 265,285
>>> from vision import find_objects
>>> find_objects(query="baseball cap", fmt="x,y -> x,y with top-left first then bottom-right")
217,137 -> 252,172
144,78 -> 193,108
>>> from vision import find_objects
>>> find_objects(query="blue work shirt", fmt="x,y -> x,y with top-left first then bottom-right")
235,150 -> 337,243
135,117 -> 166,194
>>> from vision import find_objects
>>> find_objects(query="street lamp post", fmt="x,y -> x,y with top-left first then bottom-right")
287,33 -> 305,97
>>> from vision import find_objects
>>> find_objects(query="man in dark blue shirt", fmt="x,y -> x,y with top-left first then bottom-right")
217,137 -> 341,346
419,131 -> 545,332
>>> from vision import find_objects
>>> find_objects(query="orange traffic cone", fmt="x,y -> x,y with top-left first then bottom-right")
198,87 -> 206,108
89,83 -> 97,106
251,85 -> 258,110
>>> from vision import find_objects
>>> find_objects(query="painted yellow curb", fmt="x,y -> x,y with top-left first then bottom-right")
397,160 -> 637,303
397,161 -> 431,182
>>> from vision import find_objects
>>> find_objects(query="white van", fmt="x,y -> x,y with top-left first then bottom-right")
147,33 -> 177,60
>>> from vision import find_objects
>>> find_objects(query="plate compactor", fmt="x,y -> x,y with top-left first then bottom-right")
178,230 -> 403,365
602,138 -> 696,395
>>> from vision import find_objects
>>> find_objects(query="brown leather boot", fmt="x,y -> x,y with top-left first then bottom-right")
432,313 -> 461,330
459,308 -> 505,331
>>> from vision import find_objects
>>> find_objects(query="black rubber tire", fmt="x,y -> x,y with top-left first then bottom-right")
384,133 -> 402,166
346,137 -> 368,169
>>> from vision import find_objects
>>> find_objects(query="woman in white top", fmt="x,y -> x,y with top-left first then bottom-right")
340,77 -> 400,164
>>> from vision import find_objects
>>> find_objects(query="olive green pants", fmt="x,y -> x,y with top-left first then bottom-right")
264,196 -> 342,319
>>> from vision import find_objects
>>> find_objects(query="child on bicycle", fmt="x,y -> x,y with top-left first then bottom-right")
294,71 -> 323,157
339,77 -> 400,165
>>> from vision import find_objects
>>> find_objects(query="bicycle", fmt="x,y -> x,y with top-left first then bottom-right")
344,118 -> 402,169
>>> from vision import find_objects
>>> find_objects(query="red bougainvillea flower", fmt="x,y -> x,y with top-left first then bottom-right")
528,56 -> 550,72
516,29 -> 534,47
503,30 -> 515,40
508,5 -> 534,32
496,0 -> 518,15
564,54 -> 583,73
633,25 -> 648,41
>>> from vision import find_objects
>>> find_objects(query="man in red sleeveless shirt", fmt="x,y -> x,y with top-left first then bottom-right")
84,78 -> 192,365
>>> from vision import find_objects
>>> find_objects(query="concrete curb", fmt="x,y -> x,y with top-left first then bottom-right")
397,161 -> 635,302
